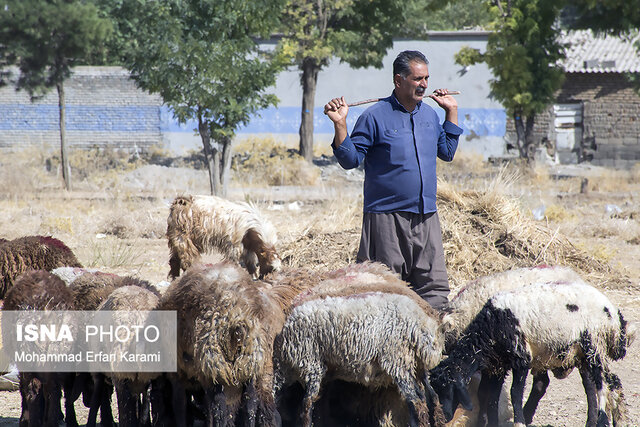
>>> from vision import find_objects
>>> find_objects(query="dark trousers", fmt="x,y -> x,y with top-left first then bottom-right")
357,211 -> 450,309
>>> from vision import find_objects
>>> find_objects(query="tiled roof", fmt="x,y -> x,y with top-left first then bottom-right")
561,30 -> 640,73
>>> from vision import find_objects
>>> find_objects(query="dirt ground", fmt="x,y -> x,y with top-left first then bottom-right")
0,149 -> 638,426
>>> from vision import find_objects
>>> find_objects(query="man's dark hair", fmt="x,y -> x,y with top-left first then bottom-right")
393,50 -> 429,77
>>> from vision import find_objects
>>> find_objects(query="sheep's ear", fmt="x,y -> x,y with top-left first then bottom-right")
455,380 -> 473,411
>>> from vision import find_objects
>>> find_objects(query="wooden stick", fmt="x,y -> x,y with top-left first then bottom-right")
347,91 -> 461,107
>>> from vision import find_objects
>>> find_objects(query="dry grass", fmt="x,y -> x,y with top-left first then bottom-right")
0,142 -> 638,293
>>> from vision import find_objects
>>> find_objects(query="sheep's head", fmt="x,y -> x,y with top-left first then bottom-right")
258,245 -> 281,278
428,373 -> 472,422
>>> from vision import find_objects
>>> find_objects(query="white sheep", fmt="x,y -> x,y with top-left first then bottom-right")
429,281 -> 632,427
167,195 -> 281,279
274,278 -> 446,427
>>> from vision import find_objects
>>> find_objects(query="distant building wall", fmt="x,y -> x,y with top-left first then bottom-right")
0,33 -> 507,159
558,73 -> 640,168
0,67 -> 163,151
504,73 -> 640,168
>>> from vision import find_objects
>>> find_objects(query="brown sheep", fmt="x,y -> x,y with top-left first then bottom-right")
2,270 -> 78,427
97,285 -> 161,427
166,195 -> 281,280
156,262 -> 310,427
0,235 -> 82,298
59,270 -> 160,427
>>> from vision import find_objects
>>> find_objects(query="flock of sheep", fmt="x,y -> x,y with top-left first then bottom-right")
0,194 -> 634,427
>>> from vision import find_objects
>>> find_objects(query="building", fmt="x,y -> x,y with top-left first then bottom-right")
542,30 -> 640,167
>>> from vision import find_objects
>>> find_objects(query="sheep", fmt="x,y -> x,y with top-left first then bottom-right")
59,270 -> 160,427
1,270 -> 78,427
441,265 -> 631,426
429,281 -> 632,427
0,235 -> 83,298
156,262 -> 308,427
96,285 -> 160,427
273,268 -> 446,427
166,195 -> 281,279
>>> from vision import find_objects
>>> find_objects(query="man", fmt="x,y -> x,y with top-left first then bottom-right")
324,50 -> 462,309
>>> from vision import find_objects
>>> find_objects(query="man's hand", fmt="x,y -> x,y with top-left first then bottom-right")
324,96 -> 349,124
428,89 -> 458,111
428,89 -> 458,125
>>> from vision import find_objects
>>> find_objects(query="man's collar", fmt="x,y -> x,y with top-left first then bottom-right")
390,91 -> 421,113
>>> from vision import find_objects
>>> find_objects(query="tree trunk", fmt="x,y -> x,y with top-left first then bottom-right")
219,135 -> 233,197
513,111 -> 527,159
57,81 -> 71,190
199,117 -> 221,195
524,115 -> 536,162
299,57 -> 320,162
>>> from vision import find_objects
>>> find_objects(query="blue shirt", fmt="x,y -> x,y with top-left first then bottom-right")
332,93 -> 463,213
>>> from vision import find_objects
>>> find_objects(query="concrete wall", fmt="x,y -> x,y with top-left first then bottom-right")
0,32 -> 507,158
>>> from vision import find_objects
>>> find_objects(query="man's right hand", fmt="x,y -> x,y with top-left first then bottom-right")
324,96 -> 349,124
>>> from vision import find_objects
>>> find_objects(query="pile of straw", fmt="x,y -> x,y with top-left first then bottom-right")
436,179 -> 627,291
280,174 -> 628,291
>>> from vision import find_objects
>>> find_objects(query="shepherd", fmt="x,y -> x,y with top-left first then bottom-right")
323,50 -> 462,309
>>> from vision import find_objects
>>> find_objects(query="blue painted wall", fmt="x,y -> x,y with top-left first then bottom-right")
0,33 -> 508,158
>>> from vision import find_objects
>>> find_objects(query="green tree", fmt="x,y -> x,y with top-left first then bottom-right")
103,0 -> 284,196
0,0 -> 112,190
399,0 -> 491,34
455,0 -> 566,161
278,0 -> 431,162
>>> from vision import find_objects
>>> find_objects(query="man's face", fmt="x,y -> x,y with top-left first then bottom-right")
394,60 -> 429,107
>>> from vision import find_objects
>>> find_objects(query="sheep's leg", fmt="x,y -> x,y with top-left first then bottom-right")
150,377 -> 170,427
484,373 -> 504,427
140,383 -> 152,427
510,367 -> 528,427
86,374 -> 104,427
100,376 -> 117,427
204,384 -> 228,427
63,374 -> 80,427
523,370 -> 549,424
300,368 -> 326,427
170,378 -> 188,427
238,379 -> 258,427
395,377 -> 429,427
579,363 -> 602,427
115,379 -> 138,427
41,376 -> 62,427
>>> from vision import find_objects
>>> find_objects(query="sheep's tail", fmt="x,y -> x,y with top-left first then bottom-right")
609,310 -> 633,361
603,368 -> 628,427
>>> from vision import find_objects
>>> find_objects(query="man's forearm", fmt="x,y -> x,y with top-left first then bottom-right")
445,107 -> 458,126
333,120 -> 348,148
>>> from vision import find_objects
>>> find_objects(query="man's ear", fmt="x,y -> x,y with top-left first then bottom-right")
455,380 -> 473,411
394,73 -> 402,88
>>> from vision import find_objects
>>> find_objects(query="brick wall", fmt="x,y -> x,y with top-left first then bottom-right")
0,67 -> 163,151
559,73 -> 640,168
506,73 -> 640,167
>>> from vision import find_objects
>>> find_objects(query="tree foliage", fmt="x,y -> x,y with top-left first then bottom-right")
0,0 -> 112,189
102,0 -> 284,195
399,0 -> 492,34
277,0 -> 434,161
455,0 -> 566,161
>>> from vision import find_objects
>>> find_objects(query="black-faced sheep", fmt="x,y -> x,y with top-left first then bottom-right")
441,265 -> 631,426
0,235 -> 83,298
274,264 -> 446,427
1,270 -> 78,427
166,195 -> 281,279
97,285 -> 160,427
156,262 -> 308,427
430,281 -> 631,427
